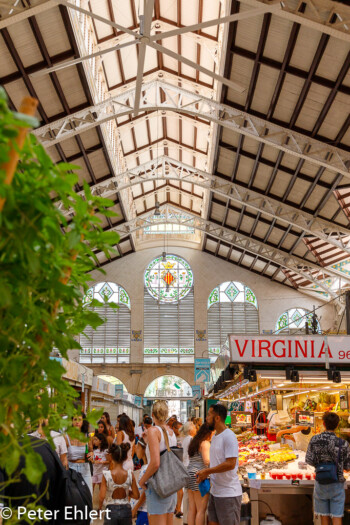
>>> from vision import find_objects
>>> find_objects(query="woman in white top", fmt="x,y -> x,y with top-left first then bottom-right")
139,400 -> 177,525
115,414 -> 135,471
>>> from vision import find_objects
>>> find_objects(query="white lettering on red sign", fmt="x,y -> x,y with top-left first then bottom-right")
228,335 -> 350,364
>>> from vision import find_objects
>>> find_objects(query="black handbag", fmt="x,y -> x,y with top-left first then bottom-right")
315,438 -> 342,485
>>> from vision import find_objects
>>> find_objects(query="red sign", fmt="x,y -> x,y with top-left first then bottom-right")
228,335 -> 350,364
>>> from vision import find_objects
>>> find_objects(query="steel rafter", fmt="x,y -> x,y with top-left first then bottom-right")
33,80 -> 350,176
0,0 -> 57,29
56,155 -> 350,255
107,203 -> 345,302
239,0 -> 350,43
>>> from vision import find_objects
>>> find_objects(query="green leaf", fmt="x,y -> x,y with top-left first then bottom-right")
85,409 -> 103,427
23,450 -> 46,484
67,229 -> 81,250
5,447 -> 20,475
12,113 -> 39,128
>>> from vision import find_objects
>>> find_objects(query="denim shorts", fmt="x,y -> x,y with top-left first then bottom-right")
314,481 -> 345,518
69,462 -> 92,495
104,504 -> 132,525
145,486 -> 177,515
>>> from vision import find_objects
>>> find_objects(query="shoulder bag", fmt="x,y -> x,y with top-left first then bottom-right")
315,438 -> 342,485
147,428 -> 190,498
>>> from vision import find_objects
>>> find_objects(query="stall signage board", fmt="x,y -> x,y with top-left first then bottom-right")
194,358 -> 211,382
134,396 -> 142,407
228,335 -> 350,364
192,385 -> 201,398
231,411 -> 252,426
296,411 -> 315,428
115,384 -> 123,399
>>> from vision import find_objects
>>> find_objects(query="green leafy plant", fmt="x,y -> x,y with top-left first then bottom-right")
0,87 -> 119,516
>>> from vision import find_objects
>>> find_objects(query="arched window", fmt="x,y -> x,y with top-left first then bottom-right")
275,308 -> 321,335
144,254 -> 194,364
79,282 -> 131,364
207,281 -> 259,361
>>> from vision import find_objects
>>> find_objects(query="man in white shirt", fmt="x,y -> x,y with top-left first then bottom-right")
135,413 -> 149,439
29,419 -> 68,468
197,404 -> 242,525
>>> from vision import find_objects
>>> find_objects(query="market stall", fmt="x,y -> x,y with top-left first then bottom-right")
207,335 -> 350,525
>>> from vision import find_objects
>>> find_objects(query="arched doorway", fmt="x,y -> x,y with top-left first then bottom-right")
144,375 -> 192,421
98,375 -> 128,392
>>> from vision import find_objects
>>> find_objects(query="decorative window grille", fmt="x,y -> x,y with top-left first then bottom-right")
144,255 -> 194,363
275,308 -> 321,335
79,282 -> 131,364
207,281 -> 259,362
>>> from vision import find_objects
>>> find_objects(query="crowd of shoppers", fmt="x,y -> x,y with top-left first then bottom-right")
7,403 -> 350,525
1,404 -> 242,525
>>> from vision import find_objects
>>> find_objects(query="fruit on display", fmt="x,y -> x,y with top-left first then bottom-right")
265,450 -> 297,463
303,399 -> 317,411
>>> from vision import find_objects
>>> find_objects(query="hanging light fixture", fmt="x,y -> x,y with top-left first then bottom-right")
154,199 -> 161,216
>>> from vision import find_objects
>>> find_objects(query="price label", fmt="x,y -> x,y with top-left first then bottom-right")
249,479 -> 262,489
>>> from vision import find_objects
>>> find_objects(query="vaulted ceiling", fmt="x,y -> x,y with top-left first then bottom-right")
1,0 -> 350,307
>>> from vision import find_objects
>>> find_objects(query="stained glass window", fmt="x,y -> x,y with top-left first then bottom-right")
80,282 -> 131,364
207,281 -> 257,309
144,255 -> 194,363
275,308 -> 321,334
83,282 -> 130,309
208,281 -> 259,362
144,254 -> 194,304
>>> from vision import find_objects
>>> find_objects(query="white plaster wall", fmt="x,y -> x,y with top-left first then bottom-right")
89,246 -> 337,363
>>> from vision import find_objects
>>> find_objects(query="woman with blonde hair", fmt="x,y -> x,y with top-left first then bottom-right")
139,400 -> 177,525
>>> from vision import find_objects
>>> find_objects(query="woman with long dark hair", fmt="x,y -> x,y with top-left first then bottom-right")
64,412 -> 93,494
92,432 -> 109,495
101,411 -> 115,440
116,414 -> 135,471
187,423 -> 213,525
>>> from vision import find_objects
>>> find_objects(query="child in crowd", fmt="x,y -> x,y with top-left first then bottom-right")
92,433 -> 110,495
131,438 -> 149,525
99,442 -> 139,525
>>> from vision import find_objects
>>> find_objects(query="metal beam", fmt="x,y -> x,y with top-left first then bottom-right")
148,2 -> 280,41
147,40 -> 245,93
134,0 -> 154,116
30,39 -> 139,77
56,155 -> 350,250
238,0 -> 350,43
0,0 -> 57,29
107,203 -> 343,300
33,80 -> 350,177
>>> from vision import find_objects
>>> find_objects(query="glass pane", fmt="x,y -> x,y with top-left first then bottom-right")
79,356 -> 91,363
144,356 -> 159,364
105,356 -> 117,363
118,356 -> 130,364
160,356 -> 178,363
179,356 -> 194,363
92,356 -> 104,363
